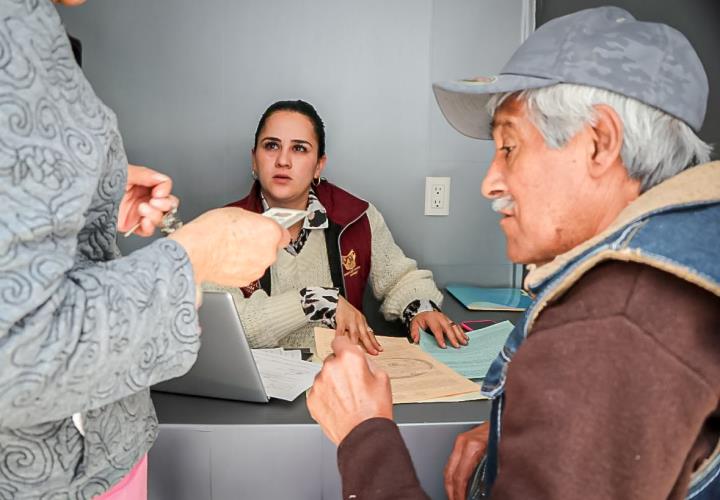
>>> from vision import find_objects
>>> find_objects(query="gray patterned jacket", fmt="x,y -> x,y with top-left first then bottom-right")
0,1 -> 200,497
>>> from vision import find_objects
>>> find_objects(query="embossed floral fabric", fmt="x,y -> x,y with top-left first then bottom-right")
0,1 -> 200,497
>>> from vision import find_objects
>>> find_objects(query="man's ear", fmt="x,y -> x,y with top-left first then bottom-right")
588,104 -> 624,179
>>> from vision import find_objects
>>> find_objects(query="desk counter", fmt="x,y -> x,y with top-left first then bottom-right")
148,292 -> 519,499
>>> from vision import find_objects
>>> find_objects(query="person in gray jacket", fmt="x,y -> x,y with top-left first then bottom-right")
0,0 -> 289,497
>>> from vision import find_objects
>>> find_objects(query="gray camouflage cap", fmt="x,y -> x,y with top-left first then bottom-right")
433,6 -> 709,139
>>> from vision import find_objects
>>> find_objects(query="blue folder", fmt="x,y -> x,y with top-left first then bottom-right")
420,321 -> 515,380
446,284 -> 532,311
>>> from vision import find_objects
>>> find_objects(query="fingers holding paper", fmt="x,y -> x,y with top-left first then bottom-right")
169,207 -> 290,287
307,335 -> 393,445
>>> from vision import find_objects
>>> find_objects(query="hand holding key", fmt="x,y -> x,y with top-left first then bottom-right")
118,164 -> 179,237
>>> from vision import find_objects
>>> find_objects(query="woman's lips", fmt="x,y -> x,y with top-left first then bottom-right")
272,175 -> 292,184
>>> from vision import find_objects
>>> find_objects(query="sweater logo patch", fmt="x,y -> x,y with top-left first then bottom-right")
342,249 -> 360,278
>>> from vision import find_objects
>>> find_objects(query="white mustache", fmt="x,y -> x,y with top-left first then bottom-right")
491,196 -> 515,213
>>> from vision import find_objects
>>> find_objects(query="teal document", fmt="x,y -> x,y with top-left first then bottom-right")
446,284 -> 532,311
419,321 -> 514,380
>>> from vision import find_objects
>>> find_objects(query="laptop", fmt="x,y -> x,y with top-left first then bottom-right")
153,290 -> 269,402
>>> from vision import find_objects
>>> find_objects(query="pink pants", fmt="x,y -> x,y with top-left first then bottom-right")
94,455 -> 148,500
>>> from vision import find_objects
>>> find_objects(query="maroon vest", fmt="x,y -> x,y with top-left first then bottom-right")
225,180 -> 371,311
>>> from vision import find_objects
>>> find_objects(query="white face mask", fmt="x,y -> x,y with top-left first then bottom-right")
491,195 -> 516,213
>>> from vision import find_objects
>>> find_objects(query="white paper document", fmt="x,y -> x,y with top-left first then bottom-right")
251,350 -> 320,401
252,347 -> 303,361
278,349 -> 302,361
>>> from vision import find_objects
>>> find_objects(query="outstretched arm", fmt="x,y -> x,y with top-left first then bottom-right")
307,336 -> 430,499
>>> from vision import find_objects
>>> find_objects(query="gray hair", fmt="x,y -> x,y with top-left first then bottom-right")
487,84 -> 712,192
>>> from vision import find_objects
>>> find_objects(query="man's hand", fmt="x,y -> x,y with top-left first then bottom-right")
444,422 -> 490,500
335,296 -> 383,355
169,207 -> 290,287
410,311 -> 469,348
118,164 -> 179,237
307,336 -> 393,445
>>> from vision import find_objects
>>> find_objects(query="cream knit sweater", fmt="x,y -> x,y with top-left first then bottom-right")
205,203 -> 442,351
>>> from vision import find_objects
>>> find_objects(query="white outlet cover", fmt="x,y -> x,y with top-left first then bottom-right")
424,176 -> 450,216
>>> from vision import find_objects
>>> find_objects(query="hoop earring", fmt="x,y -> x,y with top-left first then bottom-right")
251,170 -> 258,180
312,177 -> 321,187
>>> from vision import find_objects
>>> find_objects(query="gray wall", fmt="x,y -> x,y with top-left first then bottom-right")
59,0 -> 532,288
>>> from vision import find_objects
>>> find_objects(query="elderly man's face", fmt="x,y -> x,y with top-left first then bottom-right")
482,97 -> 610,265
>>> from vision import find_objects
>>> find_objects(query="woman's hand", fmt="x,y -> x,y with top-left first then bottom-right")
335,296 -> 383,355
444,422 -> 490,500
118,164 -> 179,237
410,311 -> 468,348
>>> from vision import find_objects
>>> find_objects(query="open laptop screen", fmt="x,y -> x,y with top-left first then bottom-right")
153,291 -> 269,402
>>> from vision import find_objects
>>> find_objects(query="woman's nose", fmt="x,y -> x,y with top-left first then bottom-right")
276,147 -> 291,167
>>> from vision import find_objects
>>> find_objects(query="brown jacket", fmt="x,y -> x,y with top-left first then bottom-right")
338,261 -> 720,499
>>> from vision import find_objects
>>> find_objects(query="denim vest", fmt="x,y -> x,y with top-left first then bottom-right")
471,197 -> 720,499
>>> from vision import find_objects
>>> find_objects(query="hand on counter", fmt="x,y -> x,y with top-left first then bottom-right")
410,311 -> 469,348
335,296 -> 383,355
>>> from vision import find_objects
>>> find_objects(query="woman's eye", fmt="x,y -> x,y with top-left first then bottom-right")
264,142 -> 279,150
293,144 -> 308,153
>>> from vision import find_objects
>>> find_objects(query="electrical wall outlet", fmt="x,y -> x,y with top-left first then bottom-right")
424,176 -> 450,216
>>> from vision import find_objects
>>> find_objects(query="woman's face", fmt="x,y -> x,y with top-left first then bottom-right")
252,110 -> 326,210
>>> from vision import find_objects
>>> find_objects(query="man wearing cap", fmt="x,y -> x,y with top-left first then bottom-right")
307,6 -> 720,500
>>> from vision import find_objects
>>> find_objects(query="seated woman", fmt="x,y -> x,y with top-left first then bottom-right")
209,100 -> 467,354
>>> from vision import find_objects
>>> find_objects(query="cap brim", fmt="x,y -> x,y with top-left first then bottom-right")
432,74 -> 559,139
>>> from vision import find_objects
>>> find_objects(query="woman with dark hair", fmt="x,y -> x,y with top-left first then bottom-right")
211,100 -> 468,354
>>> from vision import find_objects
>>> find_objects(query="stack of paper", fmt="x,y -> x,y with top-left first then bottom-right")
252,347 -> 303,361
251,349 -> 320,402
419,321 -> 515,380
314,328 -> 479,404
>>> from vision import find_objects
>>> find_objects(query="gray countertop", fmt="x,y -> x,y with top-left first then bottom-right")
152,290 -> 520,427
151,391 -> 492,426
